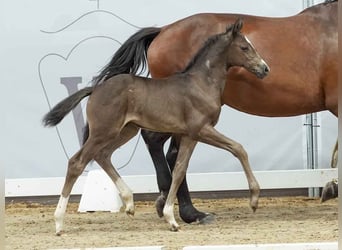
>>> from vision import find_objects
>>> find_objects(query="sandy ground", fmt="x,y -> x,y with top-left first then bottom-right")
5,196 -> 338,250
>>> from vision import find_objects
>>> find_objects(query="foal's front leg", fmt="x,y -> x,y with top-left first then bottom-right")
198,125 -> 260,211
163,136 -> 197,231
165,136 -> 214,224
141,130 -> 213,224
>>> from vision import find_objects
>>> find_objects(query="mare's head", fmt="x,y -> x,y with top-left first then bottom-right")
224,19 -> 270,79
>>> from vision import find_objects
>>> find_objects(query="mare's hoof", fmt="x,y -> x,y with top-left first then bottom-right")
321,180 -> 338,202
179,205 -> 214,224
155,195 -> 166,218
197,213 -> 215,225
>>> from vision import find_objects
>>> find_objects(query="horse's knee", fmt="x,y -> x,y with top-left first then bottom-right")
232,143 -> 248,159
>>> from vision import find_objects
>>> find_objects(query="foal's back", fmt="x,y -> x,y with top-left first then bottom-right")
88,73 -> 222,135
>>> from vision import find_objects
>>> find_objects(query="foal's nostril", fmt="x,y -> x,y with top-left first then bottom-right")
264,65 -> 270,73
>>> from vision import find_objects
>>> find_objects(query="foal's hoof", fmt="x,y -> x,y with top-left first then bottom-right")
126,208 -> 135,218
55,230 -> 64,236
126,211 -> 135,218
250,189 -> 260,212
250,203 -> 258,213
321,180 -> 338,202
155,195 -> 166,218
170,223 -> 180,232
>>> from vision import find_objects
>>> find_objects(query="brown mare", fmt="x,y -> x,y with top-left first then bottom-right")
43,19 -> 269,233
93,0 -> 338,224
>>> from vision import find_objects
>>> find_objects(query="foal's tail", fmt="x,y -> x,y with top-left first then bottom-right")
93,27 -> 161,84
42,87 -> 93,127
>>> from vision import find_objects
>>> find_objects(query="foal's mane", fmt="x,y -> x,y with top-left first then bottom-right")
181,26 -> 233,73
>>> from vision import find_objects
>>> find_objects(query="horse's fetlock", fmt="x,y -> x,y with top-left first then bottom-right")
155,195 -> 166,217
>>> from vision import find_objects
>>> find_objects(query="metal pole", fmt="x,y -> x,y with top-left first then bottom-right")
305,113 -> 320,197
312,113 -> 320,197
302,0 -> 314,8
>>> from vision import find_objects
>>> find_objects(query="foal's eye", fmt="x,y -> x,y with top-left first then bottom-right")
240,46 -> 249,51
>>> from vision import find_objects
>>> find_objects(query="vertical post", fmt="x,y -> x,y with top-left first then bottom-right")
311,113 -> 320,197
305,114 -> 320,197
302,0 -> 314,8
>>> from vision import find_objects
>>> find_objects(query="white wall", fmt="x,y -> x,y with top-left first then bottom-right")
2,0 -> 335,180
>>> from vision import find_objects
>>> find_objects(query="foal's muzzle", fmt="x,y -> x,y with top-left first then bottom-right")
255,61 -> 270,79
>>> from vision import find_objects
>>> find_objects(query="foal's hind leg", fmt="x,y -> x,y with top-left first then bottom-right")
94,124 -> 140,216
54,140 -> 102,235
197,125 -> 260,211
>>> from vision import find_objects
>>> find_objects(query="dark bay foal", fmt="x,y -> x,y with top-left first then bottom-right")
43,19 -> 269,233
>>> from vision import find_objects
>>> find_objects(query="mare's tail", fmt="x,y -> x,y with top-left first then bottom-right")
42,87 -> 93,127
82,27 -> 161,144
93,27 -> 161,84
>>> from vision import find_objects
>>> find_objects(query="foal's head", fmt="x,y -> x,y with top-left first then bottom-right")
224,19 -> 270,79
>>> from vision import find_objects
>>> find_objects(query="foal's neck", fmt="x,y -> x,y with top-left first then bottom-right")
183,34 -> 233,94
189,55 -> 229,94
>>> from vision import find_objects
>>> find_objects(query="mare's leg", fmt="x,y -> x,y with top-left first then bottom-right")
94,124 -> 139,216
163,136 -> 197,231
141,129 -> 172,217
197,125 -> 260,211
331,140 -> 338,168
141,130 -> 212,224
321,140 -> 338,202
321,179 -> 338,202
54,139 -> 103,235
166,136 -> 214,224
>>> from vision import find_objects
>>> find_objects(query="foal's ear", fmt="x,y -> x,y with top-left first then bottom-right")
232,18 -> 243,35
